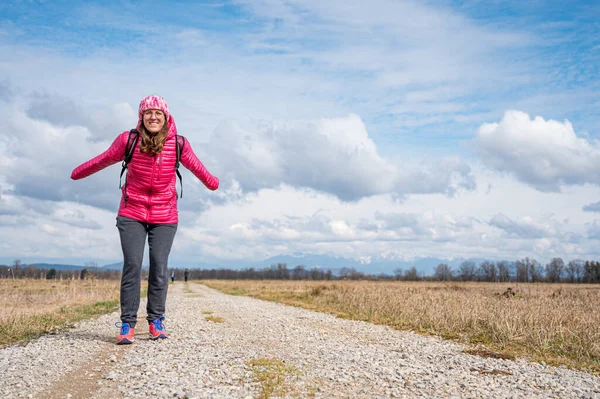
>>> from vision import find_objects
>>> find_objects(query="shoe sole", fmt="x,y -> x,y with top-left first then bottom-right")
149,334 -> 168,340
117,338 -> 133,345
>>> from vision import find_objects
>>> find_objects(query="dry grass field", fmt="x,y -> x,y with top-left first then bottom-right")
0,278 -> 121,346
202,280 -> 600,373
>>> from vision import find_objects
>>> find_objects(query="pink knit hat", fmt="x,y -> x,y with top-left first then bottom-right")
138,95 -> 170,121
136,95 -> 177,134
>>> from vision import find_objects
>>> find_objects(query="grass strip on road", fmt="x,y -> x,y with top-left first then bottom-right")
246,357 -> 298,399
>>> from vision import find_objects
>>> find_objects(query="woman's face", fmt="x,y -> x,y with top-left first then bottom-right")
143,109 -> 165,134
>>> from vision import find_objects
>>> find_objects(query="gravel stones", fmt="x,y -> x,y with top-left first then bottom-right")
1,283 -> 599,398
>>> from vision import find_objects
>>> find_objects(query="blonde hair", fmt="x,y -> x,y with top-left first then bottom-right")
139,120 -> 169,156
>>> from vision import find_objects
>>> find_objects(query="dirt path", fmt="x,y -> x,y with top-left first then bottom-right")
2,282 -> 599,398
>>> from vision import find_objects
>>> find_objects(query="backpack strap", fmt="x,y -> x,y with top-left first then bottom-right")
175,134 -> 186,198
119,129 -> 139,189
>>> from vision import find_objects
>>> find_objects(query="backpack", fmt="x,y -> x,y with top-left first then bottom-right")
119,129 -> 186,198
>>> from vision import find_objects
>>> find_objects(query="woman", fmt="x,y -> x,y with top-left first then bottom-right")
71,95 -> 219,344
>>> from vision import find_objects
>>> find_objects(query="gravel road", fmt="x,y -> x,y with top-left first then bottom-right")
1,283 -> 599,398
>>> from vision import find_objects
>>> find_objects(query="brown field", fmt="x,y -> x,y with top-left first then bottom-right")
0,279 -> 122,346
202,280 -> 600,373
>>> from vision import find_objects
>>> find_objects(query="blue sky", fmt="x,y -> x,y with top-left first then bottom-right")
0,0 -> 599,267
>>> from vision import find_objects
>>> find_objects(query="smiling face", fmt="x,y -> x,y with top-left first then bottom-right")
143,109 -> 166,134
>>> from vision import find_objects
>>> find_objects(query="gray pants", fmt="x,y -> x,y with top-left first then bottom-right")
116,216 -> 177,328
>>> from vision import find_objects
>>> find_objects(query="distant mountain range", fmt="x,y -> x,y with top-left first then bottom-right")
28,263 -> 88,271
3,254 -> 494,276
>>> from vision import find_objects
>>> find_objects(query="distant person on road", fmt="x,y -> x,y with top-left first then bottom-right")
184,268 -> 189,282
171,270 -> 175,283
71,95 -> 219,345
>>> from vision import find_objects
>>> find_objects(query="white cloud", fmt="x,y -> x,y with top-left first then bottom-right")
2,102 -> 122,210
0,196 -> 121,263
489,213 -> 557,239
329,220 -> 354,238
0,90 -> 476,219
206,114 -> 475,200
51,208 -> 102,230
0,0 -> 549,143
1,164 -> 598,266
41,224 -> 58,235
0,193 -> 98,229
473,110 -> 600,191
26,92 -> 137,141
587,221 -> 600,240
175,29 -> 208,47
169,165 -> 598,264
583,201 -> 600,212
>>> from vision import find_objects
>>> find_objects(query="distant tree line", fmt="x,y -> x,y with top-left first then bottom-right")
2,258 -> 600,283
429,258 -> 600,283
172,258 -> 600,283
0,260 -> 122,280
170,263 -> 335,281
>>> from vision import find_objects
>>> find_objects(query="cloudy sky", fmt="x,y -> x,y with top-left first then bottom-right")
1,0 -> 599,268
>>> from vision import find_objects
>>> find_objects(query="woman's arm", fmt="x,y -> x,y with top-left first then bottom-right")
179,138 -> 219,191
71,133 -> 127,180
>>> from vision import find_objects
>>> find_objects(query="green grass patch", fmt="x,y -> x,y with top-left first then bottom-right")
0,299 -> 119,346
205,315 -> 225,323
247,357 -> 297,399
221,287 -> 250,296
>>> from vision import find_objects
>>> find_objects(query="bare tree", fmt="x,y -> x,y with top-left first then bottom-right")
21,265 -> 37,278
528,259 -> 543,282
310,267 -> 321,280
338,267 -> 351,280
566,260 -> 584,283
393,268 -> 403,281
497,261 -> 511,282
584,261 -> 600,283
8,259 -> 23,279
293,265 -> 306,280
434,263 -> 453,281
404,266 -> 419,281
459,260 -> 477,281
478,261 -> 497,282
348,268 -> 364,280
276,263 -> 289,280
545,258 -> 564,283
515,257 -> 542,282
515,259 -> 529,282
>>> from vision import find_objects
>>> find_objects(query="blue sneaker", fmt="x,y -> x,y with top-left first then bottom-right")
149,316 -> 168,340
116,322 -> 134,345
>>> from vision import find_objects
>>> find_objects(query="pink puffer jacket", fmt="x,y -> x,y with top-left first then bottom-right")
71,122 -> 219,224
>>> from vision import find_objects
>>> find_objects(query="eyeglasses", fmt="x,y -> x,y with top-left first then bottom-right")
143,110 -> 164,118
